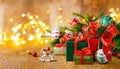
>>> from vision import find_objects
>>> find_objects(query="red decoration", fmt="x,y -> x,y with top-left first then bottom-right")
87,37 -> 99,55
82,22 -> 99,55
65,33 -> 74,41
69,18 -> 79,26
74,47 -> 92,64
32,52 -> 37,57
46,47 -> 50,51
101,23 -> 119,61
55,43 -> 65,47
61,36 -> 67,42
82,22 -> 98,36
82,47 -> 93,55
74,32 -> 87,42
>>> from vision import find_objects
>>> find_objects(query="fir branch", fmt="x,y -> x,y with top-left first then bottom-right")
93,12 -> 104,21
72,12 -> 84,18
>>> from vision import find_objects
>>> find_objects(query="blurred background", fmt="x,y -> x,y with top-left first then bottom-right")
0,0 -> 120,49
0,0 -> 120,29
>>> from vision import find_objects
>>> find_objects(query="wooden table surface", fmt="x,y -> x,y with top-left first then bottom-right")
0,46 -> 120,69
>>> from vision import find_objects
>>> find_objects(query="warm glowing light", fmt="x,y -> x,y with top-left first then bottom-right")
38,21 -> 43,25
35,16 -> 39,19
45,39 -> 48,43
0,34 -> 2,40
30,20 -> 36,25
12,24 -> 22,32
36,33 -> 42,39
57,15 -> 62,20
66,18 -> 70,23
41,23 -> 46,27
16,33 -> 21,36
109,8 -> 120,22
0,13 -> 51,47
0,41 -> 4,44
21,13 -> 26,17
32,25 -> 35,28
10,18 -> 13,22
11,35 -> 19,41
46,33 -> 51,37
22,30 -> 26,34
110,12 -> 116,17
46,9 -> 50,14
59,20 -> 63,23
116,8 -> 119,11
3,36 -> 7,41
21,40 -> 26,44
15,42 -> 20,46
35,28 -> 40,33
44,26 -> 49,30
28,35 -> 34,41
28,15 -> 34,20
109,8 -> 114,12
58,7 -> 63,11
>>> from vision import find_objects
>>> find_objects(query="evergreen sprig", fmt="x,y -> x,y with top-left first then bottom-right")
73,12 -> 104,24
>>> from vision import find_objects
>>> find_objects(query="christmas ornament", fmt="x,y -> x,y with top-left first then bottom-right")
26,50 -> 31,55
95,49 -> 108,64
39,48 -> 56,62
32,52 -> 37,57
74,32 -> 87,42
51,27 -> 60,39
46,47 -> 50,51
101,16 -> 113,27
69,17 -> 79,26
64,30 -> 74,41
100,23 -> 119,61
61,36 -> 67,42
65,33 -> 74,41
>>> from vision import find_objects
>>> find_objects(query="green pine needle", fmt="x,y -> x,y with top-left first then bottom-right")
72,12 -> 84,18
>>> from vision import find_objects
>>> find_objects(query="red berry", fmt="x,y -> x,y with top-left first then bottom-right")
32,52 -> 37,57
46,47 -> 50,51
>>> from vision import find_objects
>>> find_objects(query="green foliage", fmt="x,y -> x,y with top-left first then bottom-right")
98,26 -> 106,34
73,12 -> 104,24
116,22 -> 120,31
113,34 -> 120,52
49,39 -> 59,48
59,26 -> 68,37
70,24 -> 85,34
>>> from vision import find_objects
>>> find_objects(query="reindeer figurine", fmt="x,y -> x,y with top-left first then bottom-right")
39,48 -> 56,62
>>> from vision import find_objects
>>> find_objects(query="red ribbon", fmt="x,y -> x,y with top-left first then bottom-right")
74,50 -> 84,64
74,48 -> 92,64
82,47 -> 93,55
74,32 -> 87,51
82,22 -> 98,37
74,38 -> 92,64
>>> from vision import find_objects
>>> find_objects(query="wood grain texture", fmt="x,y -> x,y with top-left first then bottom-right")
0,47 -> 120,69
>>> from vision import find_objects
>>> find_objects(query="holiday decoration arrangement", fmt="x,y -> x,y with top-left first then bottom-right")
48,12 -> 120,64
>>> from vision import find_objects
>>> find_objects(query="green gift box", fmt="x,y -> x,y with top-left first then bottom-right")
74,56 -> 93,64
53,46 -> 66,54
66,41 -> 87,61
